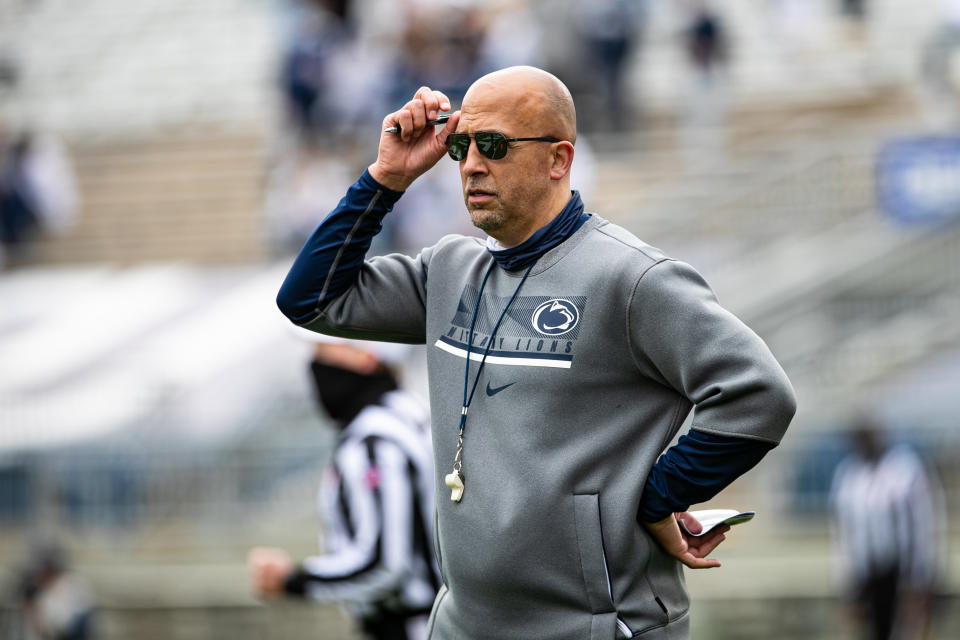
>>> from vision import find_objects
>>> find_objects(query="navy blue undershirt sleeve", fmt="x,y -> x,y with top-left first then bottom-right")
638,429 -> 776,524
276,170 -> 404,326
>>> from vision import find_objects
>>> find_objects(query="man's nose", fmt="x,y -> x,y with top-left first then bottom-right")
460,139 -> 488,176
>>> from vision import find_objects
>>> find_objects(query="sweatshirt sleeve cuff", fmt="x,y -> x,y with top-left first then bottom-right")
637,429 -> 776,524
358,168 -> 405,208
638,496 -> 678,524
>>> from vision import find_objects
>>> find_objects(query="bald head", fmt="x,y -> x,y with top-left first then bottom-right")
462,66 -> 577,144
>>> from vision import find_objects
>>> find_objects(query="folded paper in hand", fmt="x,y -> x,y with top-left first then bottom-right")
683,509 -> 755,537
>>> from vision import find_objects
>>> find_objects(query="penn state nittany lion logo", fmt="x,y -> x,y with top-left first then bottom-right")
532,299 -> 580,336
437,289 -> 585,368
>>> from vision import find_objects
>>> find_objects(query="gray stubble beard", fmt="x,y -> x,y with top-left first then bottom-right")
467,202 -> 506,233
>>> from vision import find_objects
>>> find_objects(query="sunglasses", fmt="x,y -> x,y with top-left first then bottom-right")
445,131 -> 562,161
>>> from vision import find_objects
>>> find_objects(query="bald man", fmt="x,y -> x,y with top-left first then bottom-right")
277,66 -> 796,640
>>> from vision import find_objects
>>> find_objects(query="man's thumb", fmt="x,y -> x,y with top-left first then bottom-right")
678,512 -> 702,535
438,111 -> 461,140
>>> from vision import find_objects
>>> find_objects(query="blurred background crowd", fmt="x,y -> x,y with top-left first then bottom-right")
1,0 -> 959,638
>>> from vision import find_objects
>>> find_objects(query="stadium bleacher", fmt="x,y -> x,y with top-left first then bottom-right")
1,1 -> 959,638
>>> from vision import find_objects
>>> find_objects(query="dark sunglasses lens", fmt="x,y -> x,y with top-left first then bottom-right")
476,132 -> 508,159
446,134 -> 470,161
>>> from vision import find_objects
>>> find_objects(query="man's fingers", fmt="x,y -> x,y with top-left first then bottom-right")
681,553 -> 722,569
397,96 -> 444,141
414,87 -> 452,119
414,86 -> 437,119
399,102 -> 419,142
386,87 -> 452,138
693,532 -> 726,558
435,91 -> 452,114
409,99 -> 427,136
695,524 -> 728,545
414,87 -> 447,120
394,109 -> 413,140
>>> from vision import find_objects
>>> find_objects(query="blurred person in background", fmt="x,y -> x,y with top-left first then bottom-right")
840,0 -> 868,21
573,0 -> 647,132
839,0 -> 870,40
275,65 -> 797,639
830,416 -> 945,640
0,131 -> 39,263
17,543 -> 95,640
279,0 -> 341,144
248,336 -> 439,640
684,3 -> 728,80
280,0 -> 386,148
680,1 -> 731,167
268,0 -> 393,253
0,131 -> 78,268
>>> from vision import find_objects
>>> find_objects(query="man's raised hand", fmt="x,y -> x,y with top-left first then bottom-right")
369,86 -> 460,192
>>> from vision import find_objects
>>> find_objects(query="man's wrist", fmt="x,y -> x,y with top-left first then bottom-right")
643,514 -> 675,529
367,163 -> 412,192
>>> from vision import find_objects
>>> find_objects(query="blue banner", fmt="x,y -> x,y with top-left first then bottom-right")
876,136 -> 960,224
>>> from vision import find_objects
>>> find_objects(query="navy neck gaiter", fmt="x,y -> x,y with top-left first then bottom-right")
486,191 -> 589,271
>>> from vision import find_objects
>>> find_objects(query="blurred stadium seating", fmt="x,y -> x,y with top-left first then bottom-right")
1,0 -> 959,638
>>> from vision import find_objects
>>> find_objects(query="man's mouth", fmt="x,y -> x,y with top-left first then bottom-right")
467,188 -> 496,205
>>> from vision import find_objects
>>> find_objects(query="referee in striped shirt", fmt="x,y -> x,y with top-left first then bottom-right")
249,338 -> 440,640
830,417 -> 944,640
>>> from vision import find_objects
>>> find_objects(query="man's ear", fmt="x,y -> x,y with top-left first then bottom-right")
549,141 -> 575,180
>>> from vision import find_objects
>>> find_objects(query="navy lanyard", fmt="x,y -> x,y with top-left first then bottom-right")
444,259 -> 534,502
459,259 -> 535,432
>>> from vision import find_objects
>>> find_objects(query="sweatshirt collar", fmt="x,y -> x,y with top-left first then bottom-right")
486,191 -> 589,271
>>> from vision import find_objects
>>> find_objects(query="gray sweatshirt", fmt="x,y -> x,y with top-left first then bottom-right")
288,206 -> 796,639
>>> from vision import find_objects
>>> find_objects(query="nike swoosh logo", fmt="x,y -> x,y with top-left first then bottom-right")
485,381 -> 515,397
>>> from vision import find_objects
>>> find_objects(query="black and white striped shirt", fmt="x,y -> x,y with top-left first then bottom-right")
830,445 -> 943,593
286,390 -> 440,616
